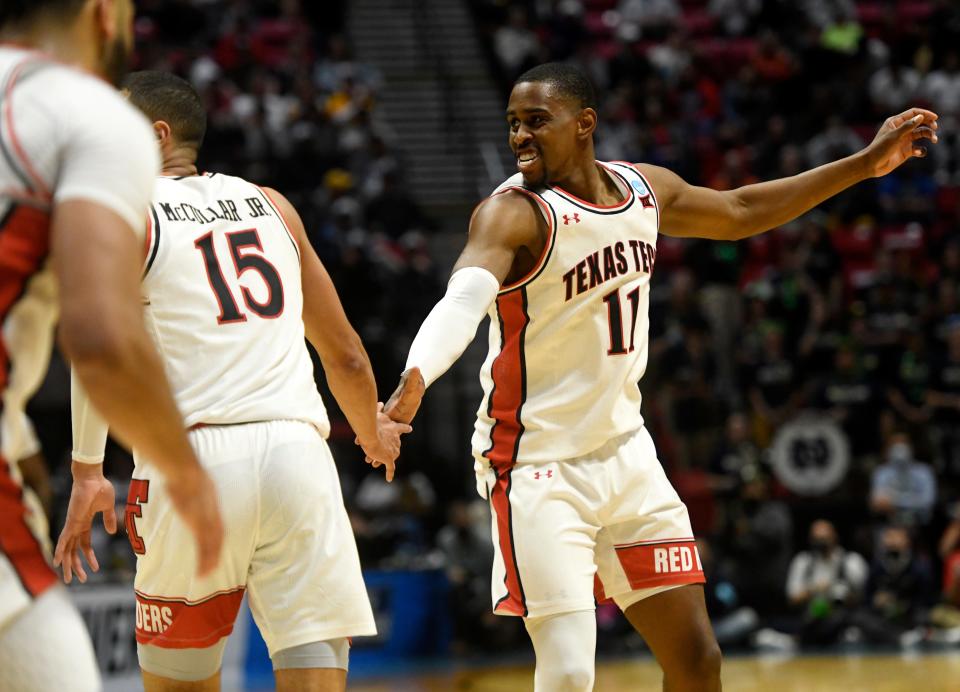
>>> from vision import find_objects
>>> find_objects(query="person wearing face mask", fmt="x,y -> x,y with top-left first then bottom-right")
848,525 -> 935,646
870,433 -> 937,527
785,520 -> 868,646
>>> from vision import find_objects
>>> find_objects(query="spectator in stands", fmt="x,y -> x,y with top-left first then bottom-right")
786,519 -> 869,646
927,320 -> 960,486
869,60 -> 922,115
850,526 -> 934,646
870,433 -> 937,528
493,6 -> 540,79
813,342 -> 881,459
745,322 -> 802,442
723,471 -> 793,614
617,0 -> 680,40
709,411 -> 762,494
708,0 -> 762,37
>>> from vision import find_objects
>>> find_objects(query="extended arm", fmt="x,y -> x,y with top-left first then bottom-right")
642,108 -> 938,241
403,191 -> 544,386
262,188 -> 410,475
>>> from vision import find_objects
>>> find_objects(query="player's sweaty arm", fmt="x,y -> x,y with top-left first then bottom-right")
641,107 -> 939,241
54,200 -> 223,580
262,188 -> 410,475
384,191 -> 544,424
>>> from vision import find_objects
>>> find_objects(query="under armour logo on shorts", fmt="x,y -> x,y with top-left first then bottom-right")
533,470 -> 553,480
562,213 -> 580,225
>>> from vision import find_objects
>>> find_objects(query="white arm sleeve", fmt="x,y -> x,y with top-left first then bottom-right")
71,369 -> 109,464
405,266 -> 500,387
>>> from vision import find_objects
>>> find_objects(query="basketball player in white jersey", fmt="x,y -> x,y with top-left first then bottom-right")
67,70 -> 421,692
0,1 -> 225,690
381,63 -> 939,691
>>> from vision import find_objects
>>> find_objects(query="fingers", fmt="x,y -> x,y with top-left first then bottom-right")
80,532 -> 99,575
384,460 -> 396,483
102,507 -> 118,535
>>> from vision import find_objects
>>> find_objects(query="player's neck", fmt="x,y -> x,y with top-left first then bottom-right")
162,148 -> 199,178
553,159 -> 620,205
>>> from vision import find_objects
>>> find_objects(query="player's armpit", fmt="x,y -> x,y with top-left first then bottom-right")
452,189 -> 546,284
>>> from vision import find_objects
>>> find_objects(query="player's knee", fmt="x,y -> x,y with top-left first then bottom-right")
683,633 -> 722,682
538,660 -> 595,692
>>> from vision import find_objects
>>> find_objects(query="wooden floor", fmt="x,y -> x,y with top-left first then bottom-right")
351,651 -> 960,691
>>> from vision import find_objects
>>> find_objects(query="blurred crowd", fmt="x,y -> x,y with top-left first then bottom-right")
19,0 -> 960,660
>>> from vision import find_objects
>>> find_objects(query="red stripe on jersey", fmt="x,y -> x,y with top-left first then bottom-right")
3,62 -> 52,199
491,469 -> 526,616
0,205 -> 50,390
497,187 -> 555,294
615,540 -> 705,590
483,289 -> 529,472
0,454 -> 56,598
134,586 -> 245,648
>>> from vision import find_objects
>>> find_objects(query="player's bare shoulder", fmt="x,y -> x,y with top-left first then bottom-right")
470,187 -> 547,257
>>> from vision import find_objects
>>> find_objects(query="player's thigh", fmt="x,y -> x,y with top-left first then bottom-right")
130,426 -> 259,657
483,461 -> 601,618
595,427 -> 704,603
0,585 -> 100,692
247,422 -> 375,657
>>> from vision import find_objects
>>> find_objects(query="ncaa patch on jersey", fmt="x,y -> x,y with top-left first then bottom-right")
631,178 -> 649,196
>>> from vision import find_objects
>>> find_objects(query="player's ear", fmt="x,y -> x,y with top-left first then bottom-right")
577,108 -> 598,140
92,0 -> 117,40
153,121 -> 173,146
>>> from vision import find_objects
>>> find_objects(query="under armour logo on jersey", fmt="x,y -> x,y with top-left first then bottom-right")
533,470 -> 554,480
562,213 -> 581,225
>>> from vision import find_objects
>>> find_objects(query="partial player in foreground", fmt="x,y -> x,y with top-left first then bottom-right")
67,71 -> 421,692
0,1 -> 224,690
382,63 -> 938,691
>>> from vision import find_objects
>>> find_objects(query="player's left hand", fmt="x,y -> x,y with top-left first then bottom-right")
53,462 -> 117,584
864,107 -> 939,178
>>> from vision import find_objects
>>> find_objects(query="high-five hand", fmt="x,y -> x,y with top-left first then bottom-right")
383,367 -> 426,424
357,403 -> 412,482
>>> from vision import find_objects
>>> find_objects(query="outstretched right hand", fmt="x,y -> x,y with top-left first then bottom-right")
383,367 -> 426,425
166,465 -> 224,578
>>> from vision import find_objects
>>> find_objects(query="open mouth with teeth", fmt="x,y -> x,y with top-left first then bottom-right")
516,149 -> 541,174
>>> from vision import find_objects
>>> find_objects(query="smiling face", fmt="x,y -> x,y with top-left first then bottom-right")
506,80 -> 595,187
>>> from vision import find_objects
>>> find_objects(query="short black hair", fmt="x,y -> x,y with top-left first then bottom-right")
123,71 -> 207,148
0,0 -> 85,27
514,62 -> 598,112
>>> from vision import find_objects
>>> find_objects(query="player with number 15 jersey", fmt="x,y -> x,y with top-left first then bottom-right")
70,72 -> 413,690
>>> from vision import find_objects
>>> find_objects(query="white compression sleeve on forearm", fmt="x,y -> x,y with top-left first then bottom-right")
405,266 -> 501,387
71,369 -> 110,464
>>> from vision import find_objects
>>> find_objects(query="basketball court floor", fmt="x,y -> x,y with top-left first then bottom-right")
350,651 -> 960,691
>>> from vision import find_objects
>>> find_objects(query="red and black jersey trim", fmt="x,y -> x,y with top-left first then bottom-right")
548,164 -> 635,215
144,204 -> 162,277
608,161 -> 660,230
0,453 -> 56,599
498,187 -> 558,295
483,287 -> 530,616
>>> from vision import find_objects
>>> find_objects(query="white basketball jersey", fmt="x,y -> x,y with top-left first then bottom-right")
472,161 -> 659,467
143,174 -> 329,435
0,46 -> 157,624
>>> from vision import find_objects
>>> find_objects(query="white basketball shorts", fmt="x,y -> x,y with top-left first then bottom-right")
127,420 -> 376,655
477,425 -> 704,618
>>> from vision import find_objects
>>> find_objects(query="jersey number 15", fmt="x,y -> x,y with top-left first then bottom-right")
195,229 -> 285,324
